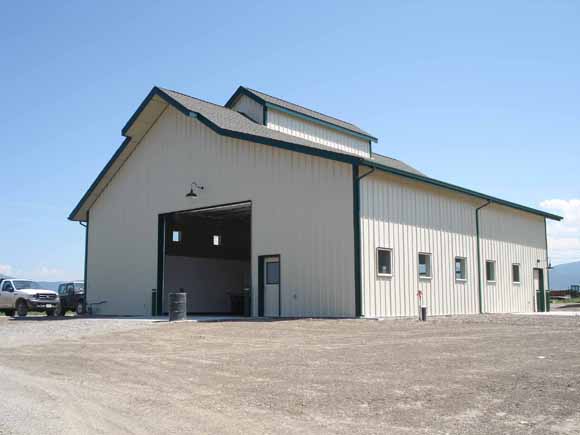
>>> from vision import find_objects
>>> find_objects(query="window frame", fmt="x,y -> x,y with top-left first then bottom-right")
376,247 -> 393,277
512,263 -> 521,284
455,256 -> 467,282
485,260 -> 496,283
418,252 -> 432,280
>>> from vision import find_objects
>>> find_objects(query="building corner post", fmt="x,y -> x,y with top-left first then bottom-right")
476,200 -> 491,314
83,211 -> 89,313
353,163 -> 362,317
156,214 -> 165,316
352,164 -> 375,318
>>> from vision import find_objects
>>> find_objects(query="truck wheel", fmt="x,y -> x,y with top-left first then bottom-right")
16,300 -> 28,317
46,309 -> 57,317
5,310 -> 15,317
75,302 -> 84,315
59,305 -> 67,316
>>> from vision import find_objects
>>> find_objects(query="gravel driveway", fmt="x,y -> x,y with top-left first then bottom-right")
0,314 -> 579,435
0,316 -> 156,349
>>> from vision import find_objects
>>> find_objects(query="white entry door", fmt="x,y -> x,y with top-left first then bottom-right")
263,257 -> 280,317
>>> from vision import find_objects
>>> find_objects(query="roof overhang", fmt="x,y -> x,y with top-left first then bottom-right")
69,86 -> 563,223
361,160 -> 563,221
225,86 -> 379,143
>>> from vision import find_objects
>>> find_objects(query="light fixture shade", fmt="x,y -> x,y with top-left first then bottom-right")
185,188 -> 197,198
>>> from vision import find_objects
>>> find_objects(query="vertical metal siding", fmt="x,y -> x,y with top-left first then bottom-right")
267,108 -> 370,157
360,171 -> 546,317
229,94 -> 264,124
87,106 -> 355,317
479,206 -> 547,313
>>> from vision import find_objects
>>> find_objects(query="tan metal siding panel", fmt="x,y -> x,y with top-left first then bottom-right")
88,106 -> 355,317
230,94 -> 264,124
267,108 -> 370,157
479,205 -> 546,313
360,172 -> 547,317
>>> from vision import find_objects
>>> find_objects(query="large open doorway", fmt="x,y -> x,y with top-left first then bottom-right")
157,202 -> 251,316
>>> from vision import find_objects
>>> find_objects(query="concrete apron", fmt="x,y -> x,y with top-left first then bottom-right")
88,315 -> 249,322
515,311 -> 580,317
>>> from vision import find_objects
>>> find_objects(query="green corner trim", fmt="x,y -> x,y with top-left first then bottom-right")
352,164 -> 362,317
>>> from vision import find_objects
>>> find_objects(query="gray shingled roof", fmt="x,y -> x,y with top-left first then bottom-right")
240,87 -> 376,140
367,152 -> 425,176
161,88 -> 417,174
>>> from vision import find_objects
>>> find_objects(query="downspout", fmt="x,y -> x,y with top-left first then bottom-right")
544,217 -> 550,308
353,164 -> 375,317
475,200 -> 491,314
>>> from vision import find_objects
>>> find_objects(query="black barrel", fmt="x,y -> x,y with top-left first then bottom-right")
169,291 -> 187,321
420,306 -> 427,321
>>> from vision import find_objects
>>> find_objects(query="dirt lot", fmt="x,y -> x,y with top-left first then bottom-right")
0,315 -> 579,435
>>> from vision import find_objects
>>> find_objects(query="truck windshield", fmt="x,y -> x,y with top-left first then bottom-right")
13,281 -> 42,290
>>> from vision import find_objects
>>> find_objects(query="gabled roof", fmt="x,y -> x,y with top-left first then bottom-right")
69,86 -> 562,222
155,88 -> 377,160
225,86 -> 378,142
70,86 -> 413,221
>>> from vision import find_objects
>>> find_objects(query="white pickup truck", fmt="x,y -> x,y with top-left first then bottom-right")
0,278 -> 60,317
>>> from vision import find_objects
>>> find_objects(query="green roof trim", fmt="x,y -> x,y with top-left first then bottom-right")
70,86 -> 562,223
68,136 -> 131,221
363,160 -> 563,221
225,86 -> 378,143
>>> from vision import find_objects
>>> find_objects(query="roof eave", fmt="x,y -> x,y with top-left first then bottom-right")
226,86 -> 378,143
70,86 -> 562,224
68,136 -> 132,221
364,160 -> 563,221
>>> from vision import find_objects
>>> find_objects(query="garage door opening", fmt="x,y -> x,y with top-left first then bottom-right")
158,202 -> 251,316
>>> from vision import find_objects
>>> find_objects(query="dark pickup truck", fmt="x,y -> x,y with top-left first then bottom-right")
57,281 -> 85,315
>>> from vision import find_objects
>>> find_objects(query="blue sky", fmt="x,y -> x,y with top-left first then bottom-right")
1,1 -> 578,280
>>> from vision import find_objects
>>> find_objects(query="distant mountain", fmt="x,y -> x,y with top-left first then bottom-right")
550,261 -> 580,290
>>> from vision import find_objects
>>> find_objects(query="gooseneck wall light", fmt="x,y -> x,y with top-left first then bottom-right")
186,182 -> 204,198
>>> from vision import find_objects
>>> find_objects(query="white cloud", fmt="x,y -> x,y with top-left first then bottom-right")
540,199 -> 580,265
0,264 -> 13,276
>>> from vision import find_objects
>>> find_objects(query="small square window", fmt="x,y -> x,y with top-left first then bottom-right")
266,261 -> 280,285
172,230 -> 182,243
455,257 -> 466,281
418,253 -> 432,279
512,264 -> 520,284
486,260 -> 496,282
377,248 -> 392,276
212,235 -> 221,246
